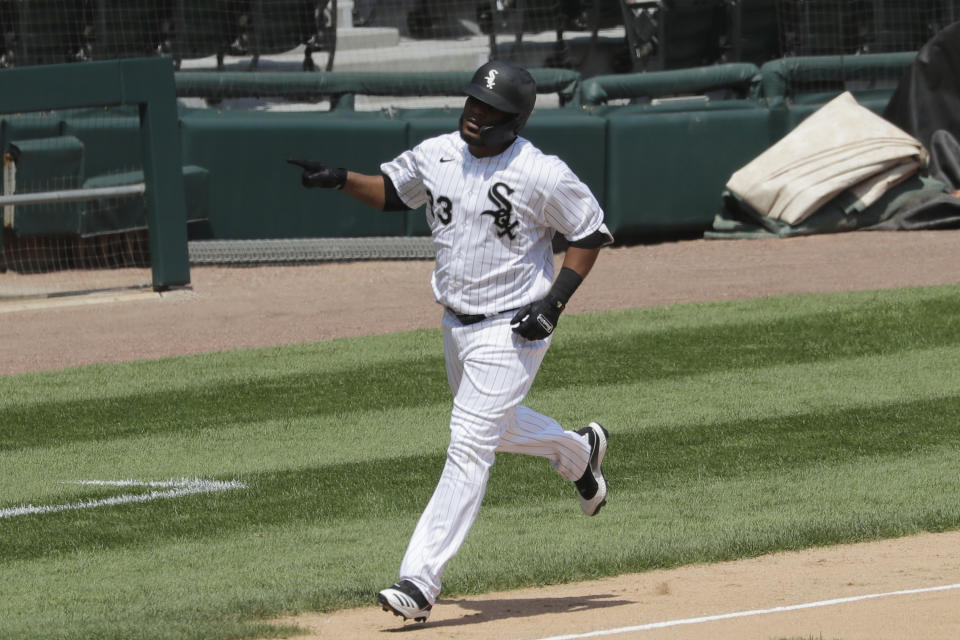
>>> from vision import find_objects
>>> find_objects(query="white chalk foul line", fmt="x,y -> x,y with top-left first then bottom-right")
535,582 -> 960,640
0,478 -> 248,519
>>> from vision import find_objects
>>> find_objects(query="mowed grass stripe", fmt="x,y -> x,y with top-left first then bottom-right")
0,355 -> 448,450
3,286 -> 960,451
483,393 -> 960,502
2,342 -> 958,504
4,392 -> 958,562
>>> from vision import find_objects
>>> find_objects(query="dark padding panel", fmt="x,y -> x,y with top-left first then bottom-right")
5,135 -> 85,236
180,111 -> 411,239
605,102 -> 772,235
80,165 -> 209,238
61,107 -> 144,178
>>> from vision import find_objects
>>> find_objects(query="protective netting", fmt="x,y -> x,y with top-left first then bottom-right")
778,1 -> 958,58
189,236 -> 435,264
0,1 -> 336,70
0,2 -> 951,110
0,108 -> 157,298
2,2 -> 954,281
0,231 -> 152,298
1,2 -> 950,80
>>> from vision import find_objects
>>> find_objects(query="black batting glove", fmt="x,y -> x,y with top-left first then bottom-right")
511,267 -> 585,341
287,158 -> 348,189
511,295 -> 565,341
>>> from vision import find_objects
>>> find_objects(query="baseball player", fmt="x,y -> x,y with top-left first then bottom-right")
288,59 -> 612,623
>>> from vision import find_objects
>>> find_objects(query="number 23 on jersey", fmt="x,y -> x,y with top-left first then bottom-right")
425,189 -> 453,225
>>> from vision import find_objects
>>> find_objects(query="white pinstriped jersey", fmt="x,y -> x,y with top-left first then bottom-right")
381,132 -> 610,316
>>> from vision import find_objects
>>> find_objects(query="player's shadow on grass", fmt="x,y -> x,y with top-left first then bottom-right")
384,593 -> 632,631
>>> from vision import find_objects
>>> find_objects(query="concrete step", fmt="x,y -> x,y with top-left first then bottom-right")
332,36 -> 489,72
177,23 -> 625,74
336,26 -> 401,50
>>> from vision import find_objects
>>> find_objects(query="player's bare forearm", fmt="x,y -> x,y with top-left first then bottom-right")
561,246 -> 601,280
342,172 -> 387,210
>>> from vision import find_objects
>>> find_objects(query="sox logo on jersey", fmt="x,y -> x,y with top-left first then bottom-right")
480,182 -> 518,239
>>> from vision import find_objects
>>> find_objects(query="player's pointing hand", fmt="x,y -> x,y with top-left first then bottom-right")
287,158 -> 348,189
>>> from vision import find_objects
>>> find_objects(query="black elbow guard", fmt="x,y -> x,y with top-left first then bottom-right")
382,174 -> 411,212
568,226 -> 614,249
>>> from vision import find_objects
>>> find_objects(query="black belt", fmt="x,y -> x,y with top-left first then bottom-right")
448,307 -> 519,326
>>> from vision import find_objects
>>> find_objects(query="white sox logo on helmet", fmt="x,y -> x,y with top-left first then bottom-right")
484,69 -> 499,89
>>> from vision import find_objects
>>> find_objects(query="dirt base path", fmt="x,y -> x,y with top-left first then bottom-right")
4,230 -> 960,376
4,230 -> 960,639
269,531 -> 960,640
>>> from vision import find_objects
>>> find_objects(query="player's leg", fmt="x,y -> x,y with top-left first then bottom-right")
394,314 -> 543,603
496,405 -> 590,481
498,407 -> 608,515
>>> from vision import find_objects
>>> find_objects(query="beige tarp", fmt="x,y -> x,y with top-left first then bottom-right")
726,91 -> 928,225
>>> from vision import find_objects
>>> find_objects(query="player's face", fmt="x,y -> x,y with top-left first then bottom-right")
460,96 -> 514,146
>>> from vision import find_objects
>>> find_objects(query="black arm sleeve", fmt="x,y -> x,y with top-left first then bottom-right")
382,173 -> 412,212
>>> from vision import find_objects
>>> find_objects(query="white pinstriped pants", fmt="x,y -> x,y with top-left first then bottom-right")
398,310 -> 591,603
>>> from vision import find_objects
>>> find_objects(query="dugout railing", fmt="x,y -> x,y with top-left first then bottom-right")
0,57 -> 190,289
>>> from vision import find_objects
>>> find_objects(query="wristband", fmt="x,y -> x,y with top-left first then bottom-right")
331,167 -> 348,190
549,267 -> 583,306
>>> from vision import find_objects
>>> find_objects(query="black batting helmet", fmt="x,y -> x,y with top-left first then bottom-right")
461,60 -> 537,147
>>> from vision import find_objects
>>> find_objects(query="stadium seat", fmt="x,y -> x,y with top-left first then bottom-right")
862,0 -> 944,54
778,0 -> 869,56
8,0 -> 87,66
726,0 -> 781,65
0,0 -> 15,67
620,0 -> 728,71
480,0 -> 623,69
168,0 -> 242,70
241,0 -> 337,71
86,0 -> 171,60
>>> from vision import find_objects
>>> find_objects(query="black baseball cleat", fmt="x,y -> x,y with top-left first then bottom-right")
377,579 -> 432,622
575,422 -> 608,516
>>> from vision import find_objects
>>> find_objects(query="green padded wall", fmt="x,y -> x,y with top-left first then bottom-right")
60,107 -> 144,178
760,53 -> 913,141
6,135 -> 85,236
179,111 -> 410,238
605,101 -> 773,234
80,165 -> 209,238
0,115 -> 63,151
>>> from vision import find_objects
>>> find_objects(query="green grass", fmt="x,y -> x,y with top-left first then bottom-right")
2,284 -> 959,639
